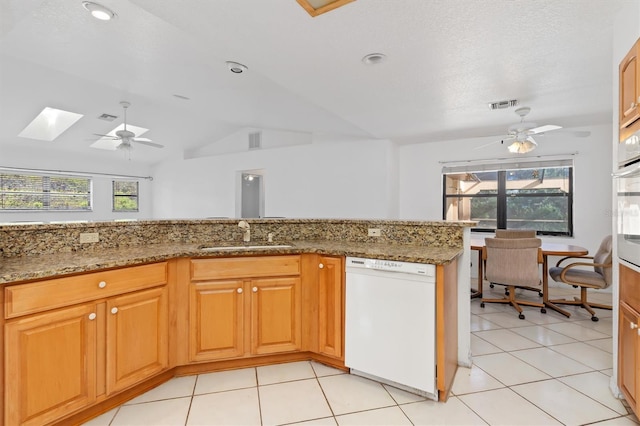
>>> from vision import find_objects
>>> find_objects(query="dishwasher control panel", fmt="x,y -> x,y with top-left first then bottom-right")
346,257 -> 435,277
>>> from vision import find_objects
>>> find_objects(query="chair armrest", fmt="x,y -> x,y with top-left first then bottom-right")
555,255 -> 594,267
557,261 -> 612,285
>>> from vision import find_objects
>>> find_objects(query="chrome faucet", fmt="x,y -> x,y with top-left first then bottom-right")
238,220 -> 251,242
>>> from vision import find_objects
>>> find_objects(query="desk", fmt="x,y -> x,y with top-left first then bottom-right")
470,236 -> 588,317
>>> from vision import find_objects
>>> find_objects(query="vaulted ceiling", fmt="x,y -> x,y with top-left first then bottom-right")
0,0 -> 630,165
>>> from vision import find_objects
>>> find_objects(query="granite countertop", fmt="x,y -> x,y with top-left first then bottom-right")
0,240 -> 463,284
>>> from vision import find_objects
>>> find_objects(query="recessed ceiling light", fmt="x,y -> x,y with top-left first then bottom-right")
226,61 -> 248,74
18,107 -> 84,141
362,53 -> 387,65
82,2 -> 117,21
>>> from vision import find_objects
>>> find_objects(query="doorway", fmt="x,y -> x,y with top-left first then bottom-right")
237,170 -> 264,218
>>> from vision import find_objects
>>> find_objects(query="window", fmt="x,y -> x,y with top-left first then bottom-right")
0,173 -> 91,211
112,180 -> 139,212
442,160 -> 573,236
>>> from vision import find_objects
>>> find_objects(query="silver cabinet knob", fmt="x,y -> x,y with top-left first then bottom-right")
88,313 -> 97,320
252,286 -> 258,293
632,102 -> 637,109
111,307 -> 118,315
237,288 -> 243,294
98,281 -> 107,289
631,322 -> 639,330
319,263 -> 324,269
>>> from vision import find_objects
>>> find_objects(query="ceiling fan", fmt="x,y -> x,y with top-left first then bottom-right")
479,107 -> 562,154
92,101 -> 164,150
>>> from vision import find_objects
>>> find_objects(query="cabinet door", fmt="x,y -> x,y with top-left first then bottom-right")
620,40 -> 640,128
5,304 -> 97,426
189,280 -> 245,361
106,286 -> 168,394
318,256 -> 344,358
251,277 -> 302,355
619,302 -> 639,412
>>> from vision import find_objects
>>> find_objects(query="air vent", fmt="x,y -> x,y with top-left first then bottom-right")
249,131 -> 262,150
488,99 -> 519,110
97,113 -> 118,122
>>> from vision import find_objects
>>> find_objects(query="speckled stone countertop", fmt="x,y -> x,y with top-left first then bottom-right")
0,240 -> 463,284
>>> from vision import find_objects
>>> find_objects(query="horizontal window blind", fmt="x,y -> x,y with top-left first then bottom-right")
0,173 -> 92,211
442,159 -> 573,174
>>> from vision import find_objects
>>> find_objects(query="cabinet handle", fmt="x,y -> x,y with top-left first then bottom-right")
252,286 -> 258,293
111,307 -> 118,315
237,288 -> 243,294
98,281 -> 107,289
319,263 -> 324,269
631,322 -> 639,330
88,313 -> 97,320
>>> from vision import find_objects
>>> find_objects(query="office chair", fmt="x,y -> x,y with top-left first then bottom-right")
481,237 -> 545,320
548,235 -> 612,322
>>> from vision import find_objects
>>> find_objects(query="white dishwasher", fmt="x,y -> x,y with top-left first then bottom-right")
344,256 -> 437,400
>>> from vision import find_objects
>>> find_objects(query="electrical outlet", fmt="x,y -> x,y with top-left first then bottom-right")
368,228 -> 381,237
79,232 -> 99,243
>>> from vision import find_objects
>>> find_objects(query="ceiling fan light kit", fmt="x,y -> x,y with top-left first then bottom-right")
82,2 -> 116,21
508,138 -> 538,154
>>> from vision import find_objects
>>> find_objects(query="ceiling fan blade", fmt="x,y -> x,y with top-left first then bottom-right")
529,124 -> 562,134
93,133 -> 119,139
132,139 -> 164,149
473,135 -> 514,151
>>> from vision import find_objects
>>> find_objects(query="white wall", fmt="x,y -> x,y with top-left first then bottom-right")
397,124 -> 614,253
151,135 -> 399,219
0,145 -> 153,222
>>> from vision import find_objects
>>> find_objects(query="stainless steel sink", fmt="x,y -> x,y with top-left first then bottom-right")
199,244 -> 292,252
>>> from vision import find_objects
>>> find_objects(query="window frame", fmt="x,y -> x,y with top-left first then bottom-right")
112,180 -> 139,213
0,172 -> 92,212
442,161 -> 574,236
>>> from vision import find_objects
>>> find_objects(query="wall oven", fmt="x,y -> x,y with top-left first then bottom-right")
615,161 -> 640,268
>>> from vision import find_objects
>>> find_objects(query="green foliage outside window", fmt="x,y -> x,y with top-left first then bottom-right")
0,174 -> 91,210
113,181 -> 139,212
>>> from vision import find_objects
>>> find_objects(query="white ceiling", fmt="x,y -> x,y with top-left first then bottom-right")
0,0 -> 630,165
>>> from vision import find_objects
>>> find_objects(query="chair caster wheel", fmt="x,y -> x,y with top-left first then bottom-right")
505,290 -> 510,296
518,313 -> 525,320
591,316 -> 599,322
538,292 -> 543,297
489,284 -> 494,288
480,303 -> 485,308
541,308 -> 547,314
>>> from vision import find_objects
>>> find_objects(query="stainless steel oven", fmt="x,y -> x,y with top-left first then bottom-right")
615,161 -> 640,267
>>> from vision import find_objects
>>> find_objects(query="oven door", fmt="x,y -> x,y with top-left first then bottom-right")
615,162 -> 640,267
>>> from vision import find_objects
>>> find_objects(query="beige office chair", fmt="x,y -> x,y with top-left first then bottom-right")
548,235 -> 612,322
489,229 -> 543,297
481,237 -> 545,320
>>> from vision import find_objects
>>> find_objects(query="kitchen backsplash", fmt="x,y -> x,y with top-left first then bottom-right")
0,218 -> 473,258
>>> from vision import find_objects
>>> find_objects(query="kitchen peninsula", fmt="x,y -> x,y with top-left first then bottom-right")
0,218 -> 473,425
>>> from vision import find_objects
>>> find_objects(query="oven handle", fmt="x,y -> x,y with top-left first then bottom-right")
613,162 -> 640,178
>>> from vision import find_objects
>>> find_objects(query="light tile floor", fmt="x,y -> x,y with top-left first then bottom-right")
84,285 -> 640,426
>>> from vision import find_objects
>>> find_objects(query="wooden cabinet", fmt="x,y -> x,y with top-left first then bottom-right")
5,304 -> 97,426
619,264 -> 640,418
188,256 -> 302,362
620,38 -> 640,137
317,256 -> 344,359
4,262 -> 169,426
106,287 -> 169,394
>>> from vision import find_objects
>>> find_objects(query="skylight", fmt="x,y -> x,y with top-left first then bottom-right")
18,107 -> 83,141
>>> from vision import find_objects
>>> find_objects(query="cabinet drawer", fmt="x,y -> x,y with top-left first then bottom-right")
5,262 -> 168,319
620,264 -> 640,312
191,256 -> 300,280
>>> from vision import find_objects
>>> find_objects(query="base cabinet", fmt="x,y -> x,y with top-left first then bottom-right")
5,304 -> 97,426
4,262 -> 169,426
619,264 -> 640,418
317,256 -> 344,359
188,256 -> 302,362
